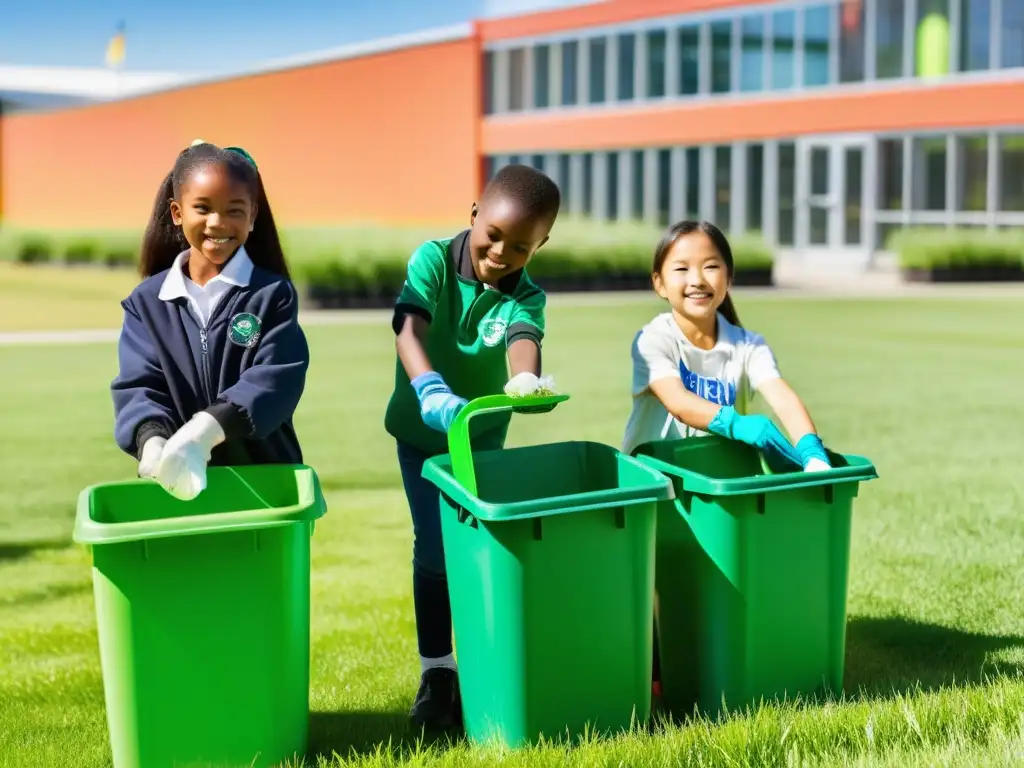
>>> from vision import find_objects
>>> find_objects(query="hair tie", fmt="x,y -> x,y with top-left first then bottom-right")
225,146 -> 258,170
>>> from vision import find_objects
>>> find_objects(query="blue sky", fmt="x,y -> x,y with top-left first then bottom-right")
1,0 -> 592,73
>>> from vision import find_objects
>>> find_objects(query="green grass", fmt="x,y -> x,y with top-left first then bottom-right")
2,296 -> 1024,767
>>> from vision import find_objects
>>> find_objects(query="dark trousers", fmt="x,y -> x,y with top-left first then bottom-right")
397,442 -> 452,660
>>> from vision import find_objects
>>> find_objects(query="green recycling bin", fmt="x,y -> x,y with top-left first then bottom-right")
422,394 -> 674,747
73,464 -> 327,768
633,436 -> 877,720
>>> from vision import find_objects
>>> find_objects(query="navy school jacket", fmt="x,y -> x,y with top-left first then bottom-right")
111,267 -> 309,467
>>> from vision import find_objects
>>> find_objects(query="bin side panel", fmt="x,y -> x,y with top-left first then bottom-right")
92,522 -> 312,768
442,497 -> 656,747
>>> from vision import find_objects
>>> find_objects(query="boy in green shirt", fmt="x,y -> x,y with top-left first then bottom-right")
386,164 -> 561,730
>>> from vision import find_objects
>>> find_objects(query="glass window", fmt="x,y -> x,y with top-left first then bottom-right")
876,0 -> 906,79
959,0 -> 990,71
485,156 -> 498,181
747,144 -> 764,233
561,41 -> 579,106
771,11 -> 797,89
740,16 -> 766,91
657,149 -> 672,226
509,48 -> 526,111
607,152 -> 620,220
714,146 -> 732,230
956,135 -> 987,211
844,147 -> 864,245
840,0 -> 867,82
916,0 -> 951,76
484,51 -> 496,114
878,138 -> 904,210
1002,0 -> 1024,68
582,153 -> 594,216
678,26 -> 700,95
809,146 -> 830,245
711,21 -> 733,93
632,150 -> 645,219
558,154 -> 572,206
534,45 -> 550,108
618,33 -> 636,100
778,142 -> 797,246
589,37 -> 607,104
686,148 -> 701,218
647,30 -> 668,97
530,154 -> 545,170
912,137 -> 947,211
508,154 -> 522,166
804,6 -> 833,86
999,134 -> 1024,211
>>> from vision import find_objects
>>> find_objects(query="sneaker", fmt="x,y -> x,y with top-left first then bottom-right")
409,667 -> 461,731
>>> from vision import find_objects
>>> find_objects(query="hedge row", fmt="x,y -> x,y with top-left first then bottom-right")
887,228 -> 1024,270
0,221 -> 776,294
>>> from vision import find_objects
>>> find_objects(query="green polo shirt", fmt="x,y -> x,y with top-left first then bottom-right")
385,229 -> 546,455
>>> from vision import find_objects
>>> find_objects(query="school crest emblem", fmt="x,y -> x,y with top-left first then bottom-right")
228,312 -> 262,348
479,317 -> 507,347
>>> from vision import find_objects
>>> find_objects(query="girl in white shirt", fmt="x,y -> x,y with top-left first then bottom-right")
623,220 -> 831,472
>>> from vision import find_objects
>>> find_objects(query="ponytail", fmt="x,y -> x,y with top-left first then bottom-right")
139,171 -> 187,278
719,292 -> 742,328
245,173 -> 290,279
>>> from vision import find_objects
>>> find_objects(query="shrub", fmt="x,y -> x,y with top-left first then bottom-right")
892,228 -> 1024,271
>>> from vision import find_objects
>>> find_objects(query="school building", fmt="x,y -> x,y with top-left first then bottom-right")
1,0 -> 1022,268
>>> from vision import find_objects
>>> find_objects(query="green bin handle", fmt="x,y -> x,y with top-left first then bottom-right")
448,392 -> 570,497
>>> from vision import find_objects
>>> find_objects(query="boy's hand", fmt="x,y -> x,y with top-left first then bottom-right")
412,372 -> 467,434
708,406 -> 803,470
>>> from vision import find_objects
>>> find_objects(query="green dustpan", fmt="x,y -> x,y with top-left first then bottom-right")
448,392 -> 570,497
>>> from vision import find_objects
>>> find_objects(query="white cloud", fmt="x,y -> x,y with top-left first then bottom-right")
481,0 -> 601,19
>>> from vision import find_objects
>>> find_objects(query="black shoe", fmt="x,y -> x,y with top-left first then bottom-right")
409,667 -> 461,731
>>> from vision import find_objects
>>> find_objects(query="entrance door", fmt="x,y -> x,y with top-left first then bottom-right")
797,137 -> 870,266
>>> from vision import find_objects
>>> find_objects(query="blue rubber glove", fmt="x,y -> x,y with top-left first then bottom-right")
411,372 -> 468,434
796,434 -> 831,470
707,406 -> 803,471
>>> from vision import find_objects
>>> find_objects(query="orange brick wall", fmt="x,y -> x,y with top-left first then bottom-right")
0,35 -> 480,229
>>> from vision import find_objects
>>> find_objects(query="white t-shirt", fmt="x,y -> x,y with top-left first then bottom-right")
621,312 -> 782,455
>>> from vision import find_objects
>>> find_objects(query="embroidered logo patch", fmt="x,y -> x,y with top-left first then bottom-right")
228,312 -> 262,348
479,318 -> 507,347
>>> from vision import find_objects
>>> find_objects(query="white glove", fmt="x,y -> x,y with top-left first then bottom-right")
138,437 -> 166,479
804,458 -> 832,473
156,412 -> 226,501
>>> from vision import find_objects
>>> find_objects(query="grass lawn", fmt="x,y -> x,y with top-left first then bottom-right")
2,295 -> 1024,767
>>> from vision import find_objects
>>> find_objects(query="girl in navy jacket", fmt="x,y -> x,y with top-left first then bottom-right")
112,141 -> 309,500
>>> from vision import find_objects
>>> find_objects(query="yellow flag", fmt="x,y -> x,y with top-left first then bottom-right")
106,24 -> 126,68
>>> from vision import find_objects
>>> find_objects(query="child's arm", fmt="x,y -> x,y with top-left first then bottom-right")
111,299 -> 179,459
746,338 -> 831,470
393,242 -> 466,432
505,290 -> 545,379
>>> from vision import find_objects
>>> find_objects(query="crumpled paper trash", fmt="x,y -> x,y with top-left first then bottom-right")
504,372 -> 558,397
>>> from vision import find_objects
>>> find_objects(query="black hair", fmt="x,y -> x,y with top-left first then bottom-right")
652,219 -> 741,327
481,164 -> 561,225
139,142 -> 290,279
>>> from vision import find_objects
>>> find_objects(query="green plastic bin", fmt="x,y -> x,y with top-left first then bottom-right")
422,394 -> 674,747
73,464 -> 327,768
632,436 -> 877,720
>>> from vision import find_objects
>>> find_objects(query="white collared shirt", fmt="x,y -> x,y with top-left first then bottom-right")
158,247 -> 254,327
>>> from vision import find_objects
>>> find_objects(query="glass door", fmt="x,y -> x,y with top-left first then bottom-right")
798,137 -> 869,263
